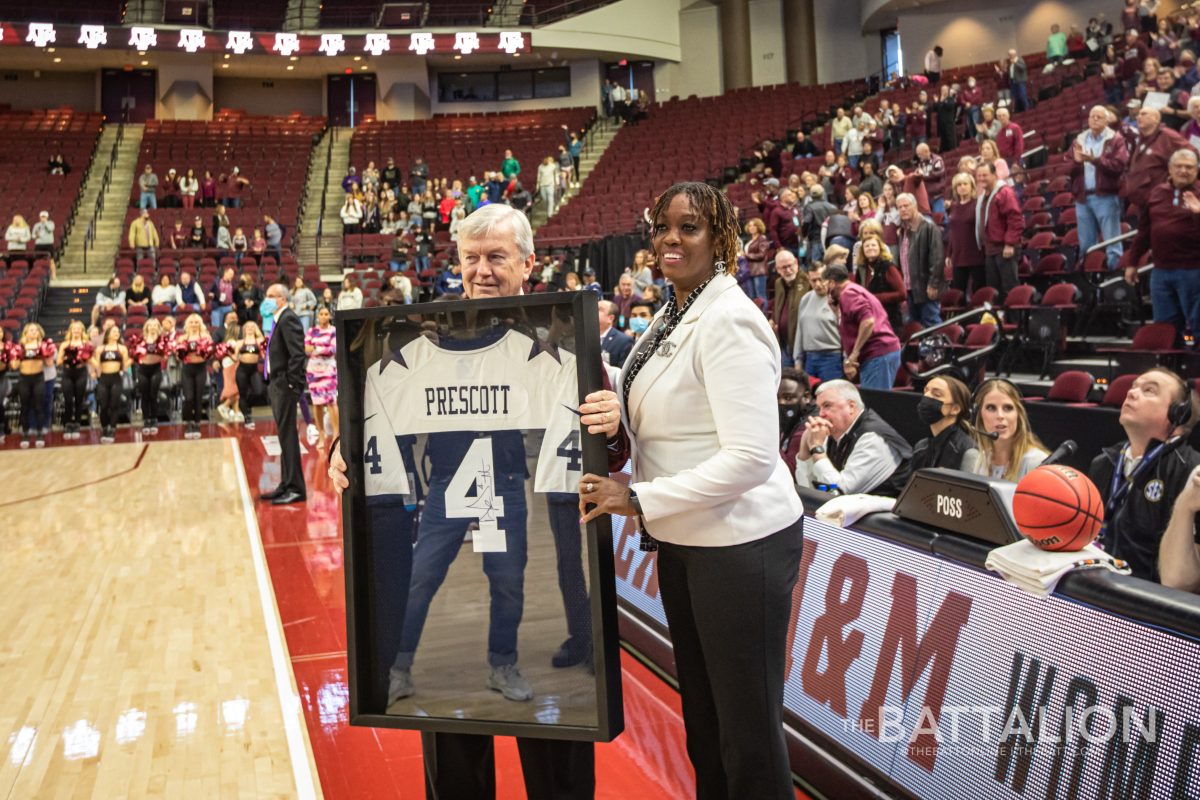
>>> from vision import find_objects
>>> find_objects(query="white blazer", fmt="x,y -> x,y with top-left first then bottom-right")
618,273 -> 804,547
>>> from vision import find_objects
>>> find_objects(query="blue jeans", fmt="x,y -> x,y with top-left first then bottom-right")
1012,81 -> 1030,112
546,493 -> 590,643
1150,268 -> 1200,342
139,191 -> 157,210
781,349 -> 795,368
211,304 -> 233,329
749,274 -> 768,302
394,471 -> 529,669
1075,195 -> 1123,269
931,196 -> 946,217
859,349 -> 901,390
848,155 -> 861,169
804,350 -> 844,381
907,290 -> 943,328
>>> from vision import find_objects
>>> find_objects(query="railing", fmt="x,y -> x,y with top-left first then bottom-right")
318,0 -> 618,28
82,120 -> 126,274
313,126 -> 339,269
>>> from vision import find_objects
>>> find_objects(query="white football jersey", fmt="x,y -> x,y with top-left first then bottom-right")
363,329 -> 582,499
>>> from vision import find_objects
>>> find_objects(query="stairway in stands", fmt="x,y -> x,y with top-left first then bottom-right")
295,126 -> 351,273
58,124 -> 145,278
38,284 -> 102,340
530,118 -> 622,231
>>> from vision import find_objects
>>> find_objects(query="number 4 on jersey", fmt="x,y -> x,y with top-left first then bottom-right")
446,437 -> 507,552
365,435 -> 383,474
556,430 -> 582,473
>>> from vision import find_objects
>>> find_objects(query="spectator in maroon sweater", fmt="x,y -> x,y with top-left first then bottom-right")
753,187 -> 801,255
946,172 -> 986,293
743,218 -> 772,302
906,102 -> 928,146
1069,106 -> 1130,270
977,161 -> 1023,298
1123,106 -> 1193,210
913,143 -> 947,215
960,76 -> 985,140
995,106 -> 1025,167
824,257 -> 902,390
1126,149 -> 1200,341
1120,29 -> 1150,87
885,164 -> 931,216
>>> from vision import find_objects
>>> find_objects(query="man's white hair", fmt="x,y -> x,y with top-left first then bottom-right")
815,379 -> 863,407
896,192 -> 917,208
457,203 -> 534,260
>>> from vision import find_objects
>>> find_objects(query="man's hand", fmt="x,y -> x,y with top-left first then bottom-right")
1176,465 -> 1200,514
1002,245 -> 1014,259
1125,265 -> 1139,285
579,390 -> 621,437
803,416 -> 832,449
578,474 -> 637,522
329,446 -> 349,496
1183,191 -> 1200,214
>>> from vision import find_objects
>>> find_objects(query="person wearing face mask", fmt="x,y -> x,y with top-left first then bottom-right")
778,367 -> 816,476
962,379 -> 1048,481
960,76 -> 984,140
910,376 -> 978,472
626,299 -> 654,340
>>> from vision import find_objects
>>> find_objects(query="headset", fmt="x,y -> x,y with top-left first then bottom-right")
1158,368 -> 1195,429
968,377 -> 1024,440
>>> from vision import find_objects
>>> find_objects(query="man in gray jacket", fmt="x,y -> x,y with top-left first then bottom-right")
896,192 -> 945,328
792,260 -> 843,381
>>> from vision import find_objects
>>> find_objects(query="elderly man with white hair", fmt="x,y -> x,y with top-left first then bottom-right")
896,192 -> 944,327
793,379 -> 913,497
995,105 -> 1025,167
1069,105 -> 1129,270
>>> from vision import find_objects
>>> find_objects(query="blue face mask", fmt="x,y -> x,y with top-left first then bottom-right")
260,298 -> 278,317
629,317 -> 650,334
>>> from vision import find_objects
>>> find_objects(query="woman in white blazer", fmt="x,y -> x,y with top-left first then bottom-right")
579,182 -> 804,799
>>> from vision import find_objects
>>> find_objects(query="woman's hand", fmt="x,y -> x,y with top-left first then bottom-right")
328,446 -> 350,496
578,474 -> 636,523
578,390 -> 621,437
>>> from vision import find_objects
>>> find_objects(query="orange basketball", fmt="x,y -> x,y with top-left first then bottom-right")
1012,465 -> 1105,551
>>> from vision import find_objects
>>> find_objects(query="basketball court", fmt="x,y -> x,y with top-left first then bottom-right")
0,424 -> 743,798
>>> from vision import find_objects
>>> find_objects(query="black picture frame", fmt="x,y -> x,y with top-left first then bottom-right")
334,291 -> 624,742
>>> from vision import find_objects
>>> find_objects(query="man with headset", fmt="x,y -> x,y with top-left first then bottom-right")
1089,367 -> 1200,583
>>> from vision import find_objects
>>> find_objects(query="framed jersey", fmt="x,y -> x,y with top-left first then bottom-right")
336,292 -> 624,742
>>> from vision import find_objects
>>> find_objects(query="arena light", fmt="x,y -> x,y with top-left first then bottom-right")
26,23 -> 56,48
498,31 -> 524,55
408,32 -> 434,55
319,33 -> 345,56
453,31 -> 480,56
226,31 -> 253,55
177,28 -> 206,54
364,33 -> 389,57
273,32 -> 300,57
78,25 -> 106,50
129,27 -> 157,50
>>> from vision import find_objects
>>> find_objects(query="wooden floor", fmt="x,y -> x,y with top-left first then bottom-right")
0,439 -> 320,799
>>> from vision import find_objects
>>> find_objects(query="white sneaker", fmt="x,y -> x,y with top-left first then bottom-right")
387,667 -> 415,704
217,405 -> 231,421
233,411 -> 245,423
306,424 -> 319,445
487,664 -> 533,702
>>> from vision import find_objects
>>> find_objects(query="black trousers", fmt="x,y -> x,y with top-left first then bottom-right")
268,381 -> 305,496
985,250 -> 1020,300
952,263 -> 986,294
181,363 -> 208,424
656,518 -> 804,800
16,373 -> 45,433
420,732 -> 594,800
136,363 -> 162,425
61,365 -> 88,426
235,362 -> 263,420
96,373 -> 125,428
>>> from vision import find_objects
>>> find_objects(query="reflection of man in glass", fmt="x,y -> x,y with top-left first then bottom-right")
331,204 -> 628,799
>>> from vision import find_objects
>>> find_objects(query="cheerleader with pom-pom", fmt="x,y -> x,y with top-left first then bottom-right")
7,323 -> 56,448
173,314 -> 215,439
130,317 -> 170,434
90,324 -> 131,444
55,320 -> 94,439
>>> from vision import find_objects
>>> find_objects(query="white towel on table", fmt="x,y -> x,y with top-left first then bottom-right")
985,539 -> 1130,598
815,494 -> 896,528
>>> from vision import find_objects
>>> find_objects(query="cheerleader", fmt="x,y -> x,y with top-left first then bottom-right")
55,320 -> 94,439
233,321 -> 267,429
90,324 -> 131,444
7,323 -> 56,448
131,318 -> 169,434
216,318 -> 241,422
173,313 -> 214,439
304,306 -> 338,445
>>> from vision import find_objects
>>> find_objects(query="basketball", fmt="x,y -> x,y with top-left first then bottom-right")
1012,465 -> 1105,551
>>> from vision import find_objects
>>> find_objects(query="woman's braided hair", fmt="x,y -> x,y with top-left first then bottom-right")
649,182 -> 739,274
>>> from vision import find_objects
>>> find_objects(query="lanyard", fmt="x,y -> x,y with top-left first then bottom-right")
1105,439 -> 1173,521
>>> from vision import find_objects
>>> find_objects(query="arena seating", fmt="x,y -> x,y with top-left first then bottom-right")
117,113 -> 326,269
537,80 -> 865,246
0,258 -> 52,340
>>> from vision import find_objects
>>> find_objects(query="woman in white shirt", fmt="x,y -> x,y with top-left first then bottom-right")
336,276 -> 363,310
179,169 -> 199,208
151,274 -> 181,308
962,378 -> 1049,481
578,182 -> 803,800
340,193 -> 364,233
5,214 -> 30,256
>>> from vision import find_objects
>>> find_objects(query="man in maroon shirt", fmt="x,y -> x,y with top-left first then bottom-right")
1123,107 -> 1193,211
1119,29 -> 1149,89
995,106 -> 1025,167
960,76 -> 985,140
754,187 -> 801,255
823,257 -> 902,390
1125,149 -> 1200,342
977,161 -> 1024,298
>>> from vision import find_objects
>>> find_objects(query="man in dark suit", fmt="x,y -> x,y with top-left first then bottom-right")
598,300 -> 633,368
262,281 -> 307,505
